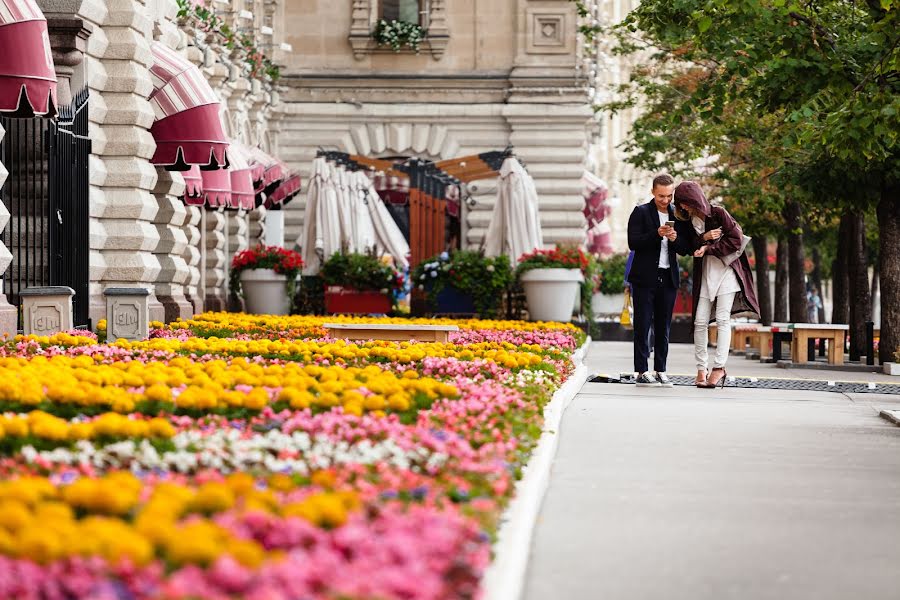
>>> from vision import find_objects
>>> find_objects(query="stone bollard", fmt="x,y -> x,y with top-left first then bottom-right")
104,288 -> 150,342
19,286 -> 75,336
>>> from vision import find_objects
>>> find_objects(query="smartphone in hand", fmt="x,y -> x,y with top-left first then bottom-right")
665,220 -> 675,228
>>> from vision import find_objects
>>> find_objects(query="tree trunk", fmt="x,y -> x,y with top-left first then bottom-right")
847,211 -> 871,361
774,237 -> 788,323
831,214 -> 851,324
784,201 -> 807,323
877,183 -> 900,365
752,235 -> 772,325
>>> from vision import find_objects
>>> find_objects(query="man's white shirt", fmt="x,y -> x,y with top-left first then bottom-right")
657,210 -> 670,269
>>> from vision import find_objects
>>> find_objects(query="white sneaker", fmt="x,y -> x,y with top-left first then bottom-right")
656,372 -> 674,388
635,372 -> 661,387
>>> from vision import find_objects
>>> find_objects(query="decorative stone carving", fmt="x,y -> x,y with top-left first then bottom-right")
104,287 -> 150,341
44,16 -> 93,105
20,286 -> 75,336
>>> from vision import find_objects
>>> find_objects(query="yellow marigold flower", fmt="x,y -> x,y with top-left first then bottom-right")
148,417 -> 175,438
190,482 -> 235,514
17,526 -> 62,564
244,388 -> 269,410
267,473 -> 295,492
0,499 -> 32,532
144,383 -> 172,403
387,394 -> 410,411
363,394 -> 386,411
402,370 -> 419,379
226,538 -> 265,568
225,473 -> 255,496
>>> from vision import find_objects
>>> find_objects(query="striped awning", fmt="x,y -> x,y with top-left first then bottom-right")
247,146 -> 283,192
149,42 -> 228,170
265,172 -> 301,208
228,142 -> 255,211
0,0 -> 56,117
182,164 -> 203,202
200,167 -> 232,209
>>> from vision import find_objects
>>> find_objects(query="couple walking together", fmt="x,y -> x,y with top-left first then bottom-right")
627,174 -> 760,388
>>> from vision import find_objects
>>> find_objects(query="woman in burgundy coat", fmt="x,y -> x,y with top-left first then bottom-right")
673,182 -> 760,388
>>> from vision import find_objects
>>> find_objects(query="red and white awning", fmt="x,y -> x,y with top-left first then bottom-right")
247,146 -> 283,192
228,142 -> 255,211
149,42 -> 228,170
200,167 -> 232,209
266,172 -> 301,208
0,0 -> 56,117
182,164 -> 203,200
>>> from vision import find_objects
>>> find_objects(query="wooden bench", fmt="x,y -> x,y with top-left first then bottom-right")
767,323 -> 849,365
322,323 -> 459,343
731,323 -> 761,354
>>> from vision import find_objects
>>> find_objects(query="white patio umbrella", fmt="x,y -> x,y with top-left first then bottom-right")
484,157 -> 543,263
298,157 -> 342,275
333,165 -> 355,252
349,171 -> 377,253
357,172 -> 410,269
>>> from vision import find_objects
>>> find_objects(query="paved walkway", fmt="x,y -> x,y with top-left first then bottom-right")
523,342 -> 900,600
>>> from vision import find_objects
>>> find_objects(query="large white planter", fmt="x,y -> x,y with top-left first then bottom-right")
592,292 -> 625,317
520,268 -> 584,323
240,268 -> 293,315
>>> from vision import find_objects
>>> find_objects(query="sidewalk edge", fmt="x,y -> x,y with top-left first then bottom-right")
879,410 -> 900,426
482,337 -> 591,600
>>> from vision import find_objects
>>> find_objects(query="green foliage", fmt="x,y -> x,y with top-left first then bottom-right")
321,252 -> 404,295
412,251 -> 514,318
597,253 -> 628,294
373,19 -> 425,52
175,0 -> 280,82
602,0 -> 900,240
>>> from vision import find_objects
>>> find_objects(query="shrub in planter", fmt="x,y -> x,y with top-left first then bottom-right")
413,250 -> 513,317
515,247 -> 589,322
321,252 -> 405,314
229,245 -> 303,315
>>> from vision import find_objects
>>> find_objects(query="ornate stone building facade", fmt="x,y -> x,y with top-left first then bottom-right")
0,0 -> 286,333
278,0 -> 598,251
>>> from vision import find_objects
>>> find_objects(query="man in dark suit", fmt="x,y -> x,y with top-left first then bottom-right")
626,174 -> 684,387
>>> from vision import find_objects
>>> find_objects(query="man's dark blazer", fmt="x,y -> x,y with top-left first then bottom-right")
626,200 -> 685,288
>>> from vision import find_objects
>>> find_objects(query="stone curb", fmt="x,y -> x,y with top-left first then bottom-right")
482,337 -> 590,600
879,410 -> 900,426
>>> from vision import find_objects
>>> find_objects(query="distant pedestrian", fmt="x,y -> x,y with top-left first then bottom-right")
673,181 -> 760,388
807,287 -> 822,324
626,174 -> 689,388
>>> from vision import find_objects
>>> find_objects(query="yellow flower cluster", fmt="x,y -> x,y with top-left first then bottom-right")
0,355 -> 457,415
123,337 -> 546,369
168,311 -> 580,337
17,331 -> 98,348
0,411 -> 175,442
0,472 -> 358,567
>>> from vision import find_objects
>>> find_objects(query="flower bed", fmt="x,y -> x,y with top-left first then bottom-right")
0,313 -> 584,599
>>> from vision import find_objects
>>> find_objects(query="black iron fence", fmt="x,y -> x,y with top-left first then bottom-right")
0,89 -> 91,330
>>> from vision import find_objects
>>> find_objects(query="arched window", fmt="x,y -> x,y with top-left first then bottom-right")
381,0 -> 428,27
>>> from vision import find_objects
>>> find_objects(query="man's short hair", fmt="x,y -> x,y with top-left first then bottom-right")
652,174 -> 675,189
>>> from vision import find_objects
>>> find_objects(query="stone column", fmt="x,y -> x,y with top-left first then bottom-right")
93,0 -> 164,324
203,208 -> 226,310
183,205 -> 203,314
44,15 -> 93,106
152,170 -> 193,320
0,126 -> 14,337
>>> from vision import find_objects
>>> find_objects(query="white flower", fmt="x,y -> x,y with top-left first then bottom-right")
431,271 -> 438,278
487,265 -> 495,272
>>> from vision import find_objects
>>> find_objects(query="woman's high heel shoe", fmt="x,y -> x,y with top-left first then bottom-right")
706,368 -> 727,388
694,371 -> 709,388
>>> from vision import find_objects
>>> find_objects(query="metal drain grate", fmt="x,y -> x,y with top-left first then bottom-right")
588,374 -> 900,395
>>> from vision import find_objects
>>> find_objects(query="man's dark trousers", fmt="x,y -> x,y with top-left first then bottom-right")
632,269 -> 677,374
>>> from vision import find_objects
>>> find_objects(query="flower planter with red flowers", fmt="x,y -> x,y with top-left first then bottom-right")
229,245 -> 303,315
515,247 -> 590,323
324,286 -> 392,315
